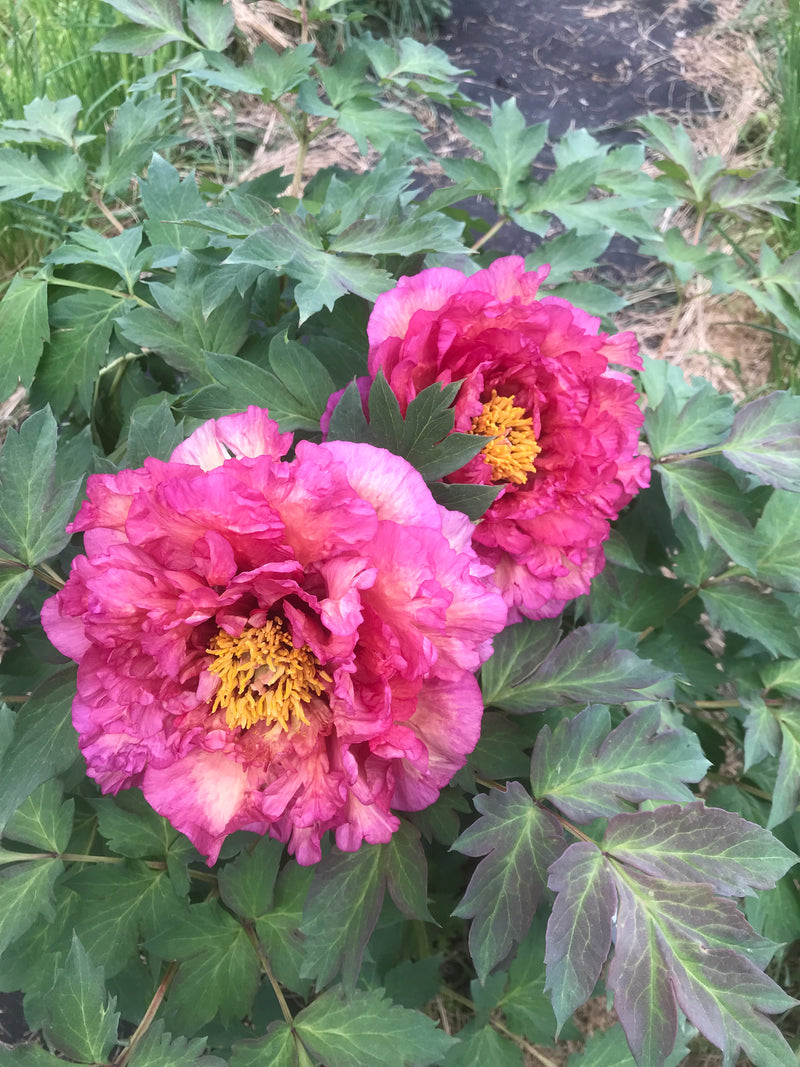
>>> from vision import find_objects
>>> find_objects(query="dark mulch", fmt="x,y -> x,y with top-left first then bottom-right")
439,0 -> 718,138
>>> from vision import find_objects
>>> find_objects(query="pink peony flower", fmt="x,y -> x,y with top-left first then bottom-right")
362,256 -> 650,622
41,408 -> 507,865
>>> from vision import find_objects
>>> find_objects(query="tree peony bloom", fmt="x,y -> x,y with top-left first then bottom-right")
41,408 -> 507,865
363,256 -> 651,621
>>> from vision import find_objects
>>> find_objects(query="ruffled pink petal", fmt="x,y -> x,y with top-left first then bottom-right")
367,268 -> 467,351
171,406 -> 292,470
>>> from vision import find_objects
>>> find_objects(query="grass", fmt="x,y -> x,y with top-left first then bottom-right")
769,0 -> 800,254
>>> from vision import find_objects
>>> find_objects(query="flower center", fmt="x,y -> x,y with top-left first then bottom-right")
206,619 -> 330,732
469,390 -> 541,485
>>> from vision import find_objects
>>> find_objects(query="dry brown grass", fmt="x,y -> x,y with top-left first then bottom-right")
621,0 -> 778,396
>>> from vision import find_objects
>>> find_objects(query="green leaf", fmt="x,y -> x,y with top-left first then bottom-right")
455,100 -> 547,212
482,623 -> 673,713
45,226 -> 146,286
97,0 -> 184,36
479,618 -> 561,709
745,870 -> 800,947
699,581 -> 800,658
645,376 -> 734,459
230,1025 -> 299,1067
427,480 -> 502,522
4,778 -> 73,852
299,843 -> 386,992
0,274 -> 49,398
568,1020 -> 692,1067
742,693 -> 782,770
127,1018 -> 227,1067
92,788 -> 195,862
0,146 -> 85,202
0,858 -> 63,954
497,921 -> 560,1044
769,709 -> 800,829
530,705 -> 708,820
94,22 -> 188,54
69,862 -> 188,978
329,213 -> 465,257
710,167 -> 800,219
186,0 -> 234,50
0,1047 -> 68,1065
336,98 -> 424,155
255,862 -> 314,996
36,933 -> 119,1063
197,42 -> 315,99
218,835 -> 284,920
34,291 -> 127,414
452,782 -> 565,983
753,490 -> 800,591
658,459 -> 757,571
124,397 -> 185,466
443,1022 -> 523,1067
119,252 -> 249,378
0,95 -> 91,147
140,153 -> 207,252
267,332 -> 337,427
761,658 -> 800,698
721,391 -> 800,491
146,900 -> 261,1033
381,820 -> 434,923
204,345 -> 332,434
525,232 -> 611,284
0,668 -> 80,832
226,217 -> 393,321
295,986 -> 457,1067
0,881 -> 77,996
96,96 -> 179,197
0,407 -> 83,566
0,566 -> 33,622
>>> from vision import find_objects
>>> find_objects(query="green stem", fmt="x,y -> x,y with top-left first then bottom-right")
245,924 -> 294,1026
440,987 -> 559,1067
637,565 -> 751,643
114,962 -> 179,1067
46,276 -> 151,307
290,112 -> 311,198
471,216 -> 509,252
0,556 -> 65,590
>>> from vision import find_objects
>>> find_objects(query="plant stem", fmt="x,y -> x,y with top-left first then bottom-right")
440,987 -> 559,1067
290,112 -> 311,198
0,557 -> 65,590
471,216 -> 509,252
46,276 -> 151,307
115,962 -> 179,1067
246,924 -> 294,1026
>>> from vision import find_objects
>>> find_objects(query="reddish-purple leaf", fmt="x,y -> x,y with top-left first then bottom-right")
529,705 -> 707,821
722,391 -> 800,491
544,842 -> 616,1030
452,782 -> 565,983
608,866 -> 796,1067
602,802 -> 796,897
483,624 -> 673,713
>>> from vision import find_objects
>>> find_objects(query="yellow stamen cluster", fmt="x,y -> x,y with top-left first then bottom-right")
469,390 -> 541,485
206,619 -> 330,732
